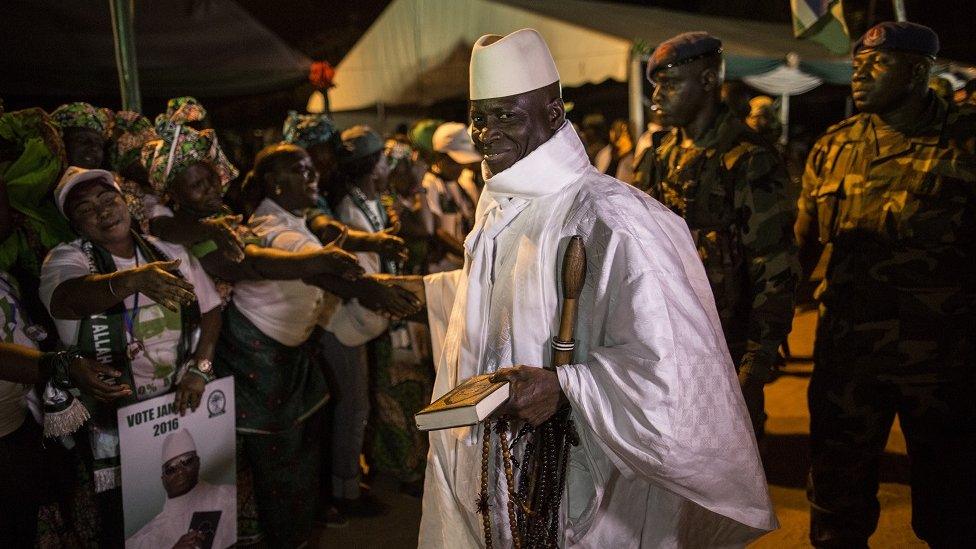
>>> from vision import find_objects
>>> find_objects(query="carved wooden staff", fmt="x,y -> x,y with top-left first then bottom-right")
523,235 -> 587,547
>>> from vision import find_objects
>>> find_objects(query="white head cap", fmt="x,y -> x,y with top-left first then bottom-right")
470,28 -> 560,100
432,122 -> 483,165
161,429 -> 197,464
54,166 -> 120,217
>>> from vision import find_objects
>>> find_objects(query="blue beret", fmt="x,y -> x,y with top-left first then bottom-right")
646,32 -> 723,82
853,22 -> 939,58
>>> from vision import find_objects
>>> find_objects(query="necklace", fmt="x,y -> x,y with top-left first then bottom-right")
120,252 -> 145,360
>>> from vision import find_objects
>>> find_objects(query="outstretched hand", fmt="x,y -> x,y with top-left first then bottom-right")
357,276 -> 423,319
319,245 -> 365,281
490,365 -> 566,427
123,259 -> 196,312
67,357 -> 131,402
374,226 -> 409,264
202,215 -> 245,263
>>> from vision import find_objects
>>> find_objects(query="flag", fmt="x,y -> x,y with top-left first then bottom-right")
791,0 -> 850,55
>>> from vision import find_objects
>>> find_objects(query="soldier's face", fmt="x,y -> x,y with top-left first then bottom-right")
469,85 -> 564,175
161,452 -> 200,498
650,63 -> 711,128
851,49 -> 923,114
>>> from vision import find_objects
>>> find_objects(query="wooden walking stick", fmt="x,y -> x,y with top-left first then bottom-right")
522,235 -> 587,547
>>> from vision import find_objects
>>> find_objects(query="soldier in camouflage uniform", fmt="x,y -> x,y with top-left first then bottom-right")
796,22 -> 976,547
639,32 -> 799,438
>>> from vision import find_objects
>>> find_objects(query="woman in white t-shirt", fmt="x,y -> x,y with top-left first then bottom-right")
39,167 -> 222,542
213,143 -> 352,547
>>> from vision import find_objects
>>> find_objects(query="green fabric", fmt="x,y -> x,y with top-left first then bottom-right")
791,0 -> 850,55
801,60 -> 853,85
190,239 -> 219,259
240,423 -> 320,547
0,110 -> 75,275
213,304 -> 328,434
368,334 -> 432,482
722,55 -> 851,86
725,56 -> 782,81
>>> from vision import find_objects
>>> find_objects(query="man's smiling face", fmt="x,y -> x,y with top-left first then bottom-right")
468,83 -> 563,175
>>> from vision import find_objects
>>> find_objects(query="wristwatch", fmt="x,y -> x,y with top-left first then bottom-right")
186,358 -> 215,383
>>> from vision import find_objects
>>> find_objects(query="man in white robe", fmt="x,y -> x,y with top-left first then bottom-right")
418,28 -> 778,548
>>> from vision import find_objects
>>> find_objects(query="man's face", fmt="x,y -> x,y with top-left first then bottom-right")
64,128 -> 106,169
851,49 -> 921,114
161,451 -> 200,498
651,62 -> 712,128
469,88 -> 562,175
65,180 -> 131,244
171,162 -> 224,216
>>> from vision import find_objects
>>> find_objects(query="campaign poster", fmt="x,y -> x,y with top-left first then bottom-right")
117,377 -> 236,549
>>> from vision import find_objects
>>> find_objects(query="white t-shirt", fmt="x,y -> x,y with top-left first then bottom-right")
0,272 -> 36,437
335,194 -> 383,275
39,237 -> 220,402
422,171 -> 474,244
232,198 -> 326,347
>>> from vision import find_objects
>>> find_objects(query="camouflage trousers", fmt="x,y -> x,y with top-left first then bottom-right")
807,312 -> 976,547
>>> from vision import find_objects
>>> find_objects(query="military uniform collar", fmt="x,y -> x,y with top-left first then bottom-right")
674,104 -> 742,150
866,93 -> 946,145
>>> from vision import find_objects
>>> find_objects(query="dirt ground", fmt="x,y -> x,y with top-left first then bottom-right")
316,308 -> 923,548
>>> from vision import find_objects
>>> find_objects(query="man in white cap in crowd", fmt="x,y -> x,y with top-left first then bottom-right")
423,121 -> 483,271
129,429 -> 235,549
417,28 -> 777,547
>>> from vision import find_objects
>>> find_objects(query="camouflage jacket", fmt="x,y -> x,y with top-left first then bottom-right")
799,96 -> 976,374
639,106 -> 799,377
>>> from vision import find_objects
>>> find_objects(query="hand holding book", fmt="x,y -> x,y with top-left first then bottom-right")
489,365 -> 566,427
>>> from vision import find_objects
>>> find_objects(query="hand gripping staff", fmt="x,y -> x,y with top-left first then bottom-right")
479,236 -> 586,549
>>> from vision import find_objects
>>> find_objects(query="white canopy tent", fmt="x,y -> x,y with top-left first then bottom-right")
329,0 -> 851,132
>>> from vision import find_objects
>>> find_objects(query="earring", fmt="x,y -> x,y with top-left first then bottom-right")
274,185 -> 282,196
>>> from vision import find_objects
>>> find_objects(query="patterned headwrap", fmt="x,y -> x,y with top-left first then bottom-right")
281,110 -> 339,149
108,111 -> 158,172
50,102 -> 110,137
140,126 -> 238,194
154,96 -> 207,136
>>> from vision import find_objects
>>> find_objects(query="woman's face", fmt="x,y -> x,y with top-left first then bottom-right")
66,180 -> 131,245
171,162 -> 224,217
389,159 -> 419,197
269,152 -> 319,210
64,129 -> 106,169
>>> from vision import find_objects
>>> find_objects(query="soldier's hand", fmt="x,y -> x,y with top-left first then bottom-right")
490,366 -> 566,427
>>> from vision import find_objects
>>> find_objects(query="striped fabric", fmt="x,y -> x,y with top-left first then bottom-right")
791,0 -> 851,55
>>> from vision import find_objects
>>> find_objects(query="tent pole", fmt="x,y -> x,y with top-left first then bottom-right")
892,0 -> 907,22
628,51 -> 645,139
779,93 -> 790,146
109,0 -> 141,112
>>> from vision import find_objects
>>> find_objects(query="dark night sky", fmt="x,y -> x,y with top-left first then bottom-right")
236,0 -> 975,64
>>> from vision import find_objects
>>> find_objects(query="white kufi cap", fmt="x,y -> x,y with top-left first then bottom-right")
470,28 -> 560,100
161,429 -> 197,463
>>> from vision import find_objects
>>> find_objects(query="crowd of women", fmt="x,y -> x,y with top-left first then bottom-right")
0,97 -> 487,548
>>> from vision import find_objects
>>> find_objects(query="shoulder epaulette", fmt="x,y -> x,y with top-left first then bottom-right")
822,113 -> 865,136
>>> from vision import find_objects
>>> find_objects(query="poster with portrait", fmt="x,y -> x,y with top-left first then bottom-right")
117,377 -> 236,549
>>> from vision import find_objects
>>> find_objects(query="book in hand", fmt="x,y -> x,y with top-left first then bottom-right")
415,374 -> 510,431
